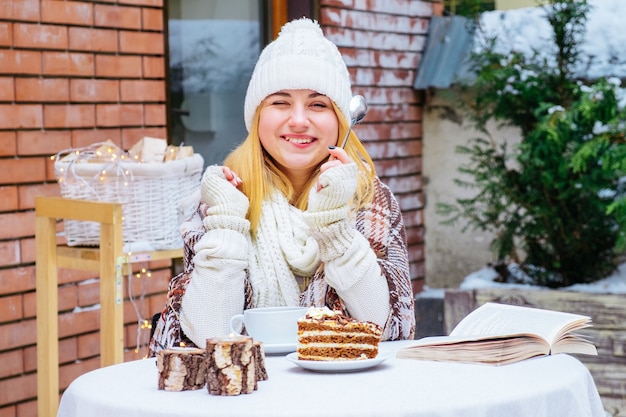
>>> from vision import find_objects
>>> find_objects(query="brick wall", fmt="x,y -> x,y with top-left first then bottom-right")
0,0 -> 169,415
319,0 -> 441,294
0,0 -> 439,415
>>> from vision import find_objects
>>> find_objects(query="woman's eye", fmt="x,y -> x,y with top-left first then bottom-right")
311,102 -> 328,108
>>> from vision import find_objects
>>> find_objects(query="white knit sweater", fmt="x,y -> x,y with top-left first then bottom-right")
179,164 -> 390,348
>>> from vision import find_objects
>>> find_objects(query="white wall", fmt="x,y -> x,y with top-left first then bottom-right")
422,90 -> 521,288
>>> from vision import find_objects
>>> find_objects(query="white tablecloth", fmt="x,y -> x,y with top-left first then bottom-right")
57,341 -> 606,417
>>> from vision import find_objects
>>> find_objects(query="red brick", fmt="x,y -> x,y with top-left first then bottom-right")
43,52 -> 94,77
0,132 -> 17,156
18,237 -> 35,264
0,157 -> 46,185
142,8 -> 163,31
119,31 -> 164,54
359,121 -> 421,141
144,104 -> 166,125
58,309 -> 100,338
18,183 -> 61,209
0,22 -> 11,47
118,0 -> 163,7
0,212 -> 35,240
0,241 -> 20,268
0,0 -> 40,21
77,280 -> 99,307
0,266 -> 35,296
409,258 -> 425,280
16,400 -> 36,417
94,4 -> 142,29
142,56 -> 165,78
0,186 -> 18,212
23,284 -> 77,318
60,337 -> 79,365
0,294 -> 22,323
0,405 -> 16,417
17,130 -> 72,156
120,80 -> 165,102
95,55 -> 142,78
15,78 -> 69,102
0,104 -> 43,129
45,156 -> 58,182
411,277 -> 425,295
13,23 -> 68,49
58,268 -> 98,286
71,128 -> 122,148
75,332 -> 98,359
41,0 -> 93,26
0,50 -> 41,75
70,79 -> 119,102
59,357 -> 99,390
69,27 -> 118,52
402,209 -> 424,229
43,104 -> 96,128
0,77 -> 13,101
121,127 -> 166,148
0,373 -> 36,404
385,174 -> 422,194
366,139 -> 422,160
96,104 -> 143,127
396,193 -> 424,211
0,319 -> 36,351
0,350 -> 23,378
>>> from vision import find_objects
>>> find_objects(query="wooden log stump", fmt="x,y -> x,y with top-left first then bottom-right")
157,347 -> 207,391
253,341 -> 268,381
206,336 -> 256,395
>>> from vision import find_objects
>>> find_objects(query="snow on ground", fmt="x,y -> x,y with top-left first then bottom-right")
458,262 -> 626,294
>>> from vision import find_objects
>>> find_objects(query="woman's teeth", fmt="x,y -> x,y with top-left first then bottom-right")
285,137 -> 313,144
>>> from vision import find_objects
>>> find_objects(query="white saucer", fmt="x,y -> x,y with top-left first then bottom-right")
285,352 -> 393,372
262,343 -> 297,355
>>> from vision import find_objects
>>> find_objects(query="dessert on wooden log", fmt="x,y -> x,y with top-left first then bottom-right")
157,347 -> 207,391
253,341 -> 268,381
296,306 -> 382,361
206,335 -> 258,395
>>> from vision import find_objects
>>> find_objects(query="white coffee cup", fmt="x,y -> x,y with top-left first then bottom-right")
229,306 -> 307,345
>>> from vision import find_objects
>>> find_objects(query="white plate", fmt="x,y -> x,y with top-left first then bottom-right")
285,352 -> 394,372
262,343 -> 297,355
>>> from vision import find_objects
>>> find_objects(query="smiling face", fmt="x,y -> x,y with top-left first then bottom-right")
258,89 -> 340,187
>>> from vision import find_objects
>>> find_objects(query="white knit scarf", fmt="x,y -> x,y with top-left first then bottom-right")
247,191 -> 321,307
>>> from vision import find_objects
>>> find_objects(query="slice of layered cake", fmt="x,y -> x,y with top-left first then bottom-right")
297,306 -> 382,361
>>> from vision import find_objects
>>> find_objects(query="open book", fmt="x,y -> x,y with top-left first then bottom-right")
397,302 -> 597,366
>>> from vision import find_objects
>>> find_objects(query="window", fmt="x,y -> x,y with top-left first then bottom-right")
166,0 -> 263,166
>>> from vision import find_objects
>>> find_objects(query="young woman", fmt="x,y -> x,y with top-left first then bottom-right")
149,18 -> 415,355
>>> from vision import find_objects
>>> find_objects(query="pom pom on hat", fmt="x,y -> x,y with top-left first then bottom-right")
243,18 -> 352,132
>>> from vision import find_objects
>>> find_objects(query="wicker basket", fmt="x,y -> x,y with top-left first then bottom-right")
54,151 -> 204,251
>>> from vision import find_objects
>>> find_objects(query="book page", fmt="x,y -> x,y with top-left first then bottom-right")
397,334 -> 550,365
449,302 -> 591,346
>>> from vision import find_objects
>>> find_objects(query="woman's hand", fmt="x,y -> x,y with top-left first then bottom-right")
221,166 -> 242,188
201,165 -> 249,219
318,146 -> 352,191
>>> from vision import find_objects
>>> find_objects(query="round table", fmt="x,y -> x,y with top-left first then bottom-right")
56,341 -> 606,417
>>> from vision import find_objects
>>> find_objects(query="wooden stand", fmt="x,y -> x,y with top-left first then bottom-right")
35,196 -> 182,417
206,336 -> 257,395
157,347 -> 207,391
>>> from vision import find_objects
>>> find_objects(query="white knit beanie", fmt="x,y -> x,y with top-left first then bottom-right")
243,18 -> 352,132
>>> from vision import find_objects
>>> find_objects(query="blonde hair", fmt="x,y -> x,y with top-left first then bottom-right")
224,102 -> 376,234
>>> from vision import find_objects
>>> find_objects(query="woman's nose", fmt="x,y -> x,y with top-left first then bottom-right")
288,105 -> 310,127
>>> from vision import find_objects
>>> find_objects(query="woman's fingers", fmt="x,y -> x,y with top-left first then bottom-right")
221,166 -> 242,187
317,146 -> 351,191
